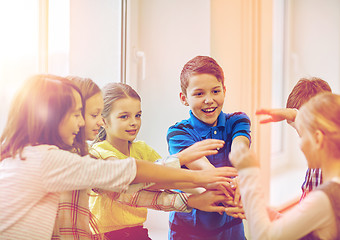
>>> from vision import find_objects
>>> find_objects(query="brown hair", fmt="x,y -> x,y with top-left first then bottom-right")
299,92 -> 340,158
95,82 -> 141,142
66,76 -> 101,102
180,56 -> 225,95
286,77 -> 332,109
66,76 -> 102,155
0,74 -> 87,160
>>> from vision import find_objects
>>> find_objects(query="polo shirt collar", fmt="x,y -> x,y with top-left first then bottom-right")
189,110 -> 226,137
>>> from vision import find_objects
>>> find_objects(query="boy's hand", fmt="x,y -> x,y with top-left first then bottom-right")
224,205 -> 246,219
204,181 -> 235,200
187,190 -> 229,214
229,149 -> 259,170
176,139 -> 225,166
192,167 -> 238,186
256,108 -> 297,124
230,177 -> 242,206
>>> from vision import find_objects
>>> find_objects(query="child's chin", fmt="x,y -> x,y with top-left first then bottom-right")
204,118 -> 218,126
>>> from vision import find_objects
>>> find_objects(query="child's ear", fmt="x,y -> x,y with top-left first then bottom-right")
179,92 -> 189,106
314,130 -> 324,149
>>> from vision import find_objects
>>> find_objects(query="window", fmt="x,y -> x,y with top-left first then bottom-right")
0,0 -> 124,132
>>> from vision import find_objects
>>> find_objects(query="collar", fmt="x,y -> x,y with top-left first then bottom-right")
189,110 -> 226,138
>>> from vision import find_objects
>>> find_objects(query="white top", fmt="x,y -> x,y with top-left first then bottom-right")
0,145 -> 136,240
239,167 -> 337,240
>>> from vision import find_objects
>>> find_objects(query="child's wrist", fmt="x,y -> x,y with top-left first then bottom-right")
286,108 -> 298,124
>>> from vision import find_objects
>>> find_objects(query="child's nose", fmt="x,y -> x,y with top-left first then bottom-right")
79,115 -> 85,127
98,117 -> 104,127
204,95 -> 213,104
130,117 -> 138,126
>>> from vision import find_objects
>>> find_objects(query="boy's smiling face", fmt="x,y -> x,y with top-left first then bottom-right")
180,73 -> 226,126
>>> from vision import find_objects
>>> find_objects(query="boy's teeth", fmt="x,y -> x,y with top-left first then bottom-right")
204,108 -> 215,112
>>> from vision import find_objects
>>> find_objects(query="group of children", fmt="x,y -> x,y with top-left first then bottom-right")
0,56 -> 339,240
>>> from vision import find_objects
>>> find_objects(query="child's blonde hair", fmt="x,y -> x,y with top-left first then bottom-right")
66,76 -> 101,102
299,92 -> 340,158
0,74 -> 86,160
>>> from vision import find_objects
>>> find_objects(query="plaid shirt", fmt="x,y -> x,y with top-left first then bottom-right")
52,190 -> 101,240
300,168 -> 323,201
102,187 -> 191,213
52,149 -> 190,239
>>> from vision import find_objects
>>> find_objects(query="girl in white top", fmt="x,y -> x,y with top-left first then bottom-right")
0,74 -> 235,240
230,92 -> 340,239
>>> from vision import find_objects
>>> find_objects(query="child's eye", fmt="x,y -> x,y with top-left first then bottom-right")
120,115 -> 128,119
194,92 -> 203,96
213,90 -> 221,94
91,114 -> 98,118
136,113 -> 142,118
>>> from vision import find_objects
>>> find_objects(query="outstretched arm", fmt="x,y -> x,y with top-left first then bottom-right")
256,108 -> 298,125
108,188 -> 229,214
176,139 -> 224,168
133,161 -> 237,188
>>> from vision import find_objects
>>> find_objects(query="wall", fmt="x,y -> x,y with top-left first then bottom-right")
210,0 -> 273,203
126,0 -> 211,238
127,0 -> 211,157
69,0 -> 122,87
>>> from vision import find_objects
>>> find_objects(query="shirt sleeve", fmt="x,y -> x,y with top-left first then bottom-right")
114,189 -> 192,213
98,156 -> 181,195
167,125 -> 197,155
138,141 -> 162,163
239,167 -> 334,239
40,148 -> 137,193
229,112 -> 251,142
154,155 -> 181,168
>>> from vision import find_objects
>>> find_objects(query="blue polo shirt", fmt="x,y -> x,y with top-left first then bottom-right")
167,110 -> 251,240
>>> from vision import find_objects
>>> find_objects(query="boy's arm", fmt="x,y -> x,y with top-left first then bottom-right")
185,156 -> 215,170
230,135 -> 250,160
157,139 -> 225,169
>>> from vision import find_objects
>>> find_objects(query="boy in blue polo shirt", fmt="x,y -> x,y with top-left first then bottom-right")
167,56 -> 251,240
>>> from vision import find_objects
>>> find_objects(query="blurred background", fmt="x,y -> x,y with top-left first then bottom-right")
0,0 -> 339,238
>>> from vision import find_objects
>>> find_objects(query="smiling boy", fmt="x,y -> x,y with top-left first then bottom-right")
167,56 -> 251,240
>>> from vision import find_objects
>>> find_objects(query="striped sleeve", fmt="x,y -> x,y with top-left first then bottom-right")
115,189 -> 191,213
167,123 -> 197,155
228,112 -> 251,142
40,149 -> 137,193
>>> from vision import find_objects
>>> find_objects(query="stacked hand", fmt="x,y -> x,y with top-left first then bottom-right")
197,167 -> 246,219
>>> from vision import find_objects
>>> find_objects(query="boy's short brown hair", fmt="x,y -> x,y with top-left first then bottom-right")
286,77 -> 332,109
180,56 -> 224,95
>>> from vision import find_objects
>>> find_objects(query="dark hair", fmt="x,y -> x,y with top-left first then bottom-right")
180,56 -> 225,95
286,77 -> 332,109
1,74 -> 87,160
95,83 -> 141,142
